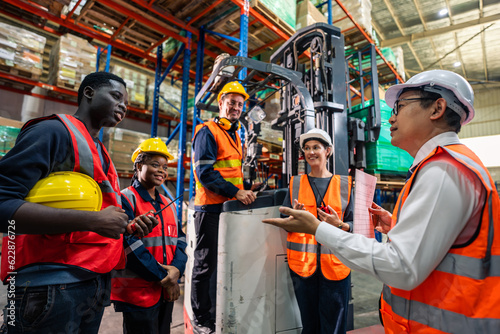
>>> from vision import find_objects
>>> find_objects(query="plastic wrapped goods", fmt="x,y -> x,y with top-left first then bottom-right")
49,34 -> 97,90
0,22 -> 46,78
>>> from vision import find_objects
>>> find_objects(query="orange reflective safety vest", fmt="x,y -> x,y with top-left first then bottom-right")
287,174 -> 352,280
111,186 -> 180,308
192,120 -> 244,206
380,144 -> 500,333
0,114 -> 124,282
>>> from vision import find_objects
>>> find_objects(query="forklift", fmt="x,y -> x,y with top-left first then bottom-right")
184,23 -> 381,333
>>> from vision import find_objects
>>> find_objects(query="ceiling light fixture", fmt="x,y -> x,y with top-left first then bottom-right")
454,61 -> 461,67
439,9 -> 448,16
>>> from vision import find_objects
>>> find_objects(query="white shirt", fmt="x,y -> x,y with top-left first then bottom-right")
315,132 -> 485,290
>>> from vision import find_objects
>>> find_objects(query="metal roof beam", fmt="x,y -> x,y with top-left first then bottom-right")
413,0 -> 443,70
381,13 -> 500,47
128,0 -> 238,57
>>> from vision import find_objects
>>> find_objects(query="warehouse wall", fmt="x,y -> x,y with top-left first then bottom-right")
0,87 -> 182,139
460,86 -> 500,139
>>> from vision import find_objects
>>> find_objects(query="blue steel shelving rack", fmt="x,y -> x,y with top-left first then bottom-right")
150,0 -> 252,225
188,0 -> 251,203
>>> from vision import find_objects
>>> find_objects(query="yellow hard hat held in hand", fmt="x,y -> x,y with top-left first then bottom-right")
131,137 -> 174,163
25,171 -> 103,211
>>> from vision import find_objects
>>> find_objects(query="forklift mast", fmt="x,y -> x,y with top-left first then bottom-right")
270,23 -> 348,183
195,22 -> 379,189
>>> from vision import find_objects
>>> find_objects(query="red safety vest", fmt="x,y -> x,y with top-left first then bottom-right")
1,114 -> 124,282
380,144 -> 500,333
287,174 -> 352,280
111,186 -> 179,308
192,120 -> 244,206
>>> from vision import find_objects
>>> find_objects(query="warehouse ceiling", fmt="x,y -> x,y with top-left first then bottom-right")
0,0 -> 499,88
371,0 -> 500,85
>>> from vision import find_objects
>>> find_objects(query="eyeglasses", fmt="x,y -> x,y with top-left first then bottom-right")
391,98 -> 434,117
147,162 -> 169,172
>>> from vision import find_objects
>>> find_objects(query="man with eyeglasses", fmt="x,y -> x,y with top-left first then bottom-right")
263,70 -> 500,333
191,81 -> 261,333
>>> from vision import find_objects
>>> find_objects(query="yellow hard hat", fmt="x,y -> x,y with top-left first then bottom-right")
25,172 -> 102,211
131,137 -> 174,163
217,81 -> 249,102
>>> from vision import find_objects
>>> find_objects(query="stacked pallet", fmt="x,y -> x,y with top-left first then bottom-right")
146,82 -> 182,118
0,22 -> 46,80
48,34 -> 97,91
109,63 -> 149,110
103,127 -> 177,174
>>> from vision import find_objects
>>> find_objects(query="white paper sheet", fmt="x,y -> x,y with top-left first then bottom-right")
353,169 -> 377,238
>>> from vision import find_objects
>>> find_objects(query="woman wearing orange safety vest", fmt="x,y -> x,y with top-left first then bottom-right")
111,138 -> 187,334
282,128 -> 353,334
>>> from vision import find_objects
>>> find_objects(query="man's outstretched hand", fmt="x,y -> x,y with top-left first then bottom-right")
262,207 -> 321,235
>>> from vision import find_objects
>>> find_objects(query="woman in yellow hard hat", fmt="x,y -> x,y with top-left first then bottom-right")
111,138 -> 187,334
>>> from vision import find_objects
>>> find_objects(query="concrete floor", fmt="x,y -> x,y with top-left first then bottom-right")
97,270 -> 383,333
0,268 -> 382,333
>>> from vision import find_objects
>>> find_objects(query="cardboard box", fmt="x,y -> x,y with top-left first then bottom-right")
49,34 -> 97,90
0,22 -> 46,78
0,116 -> 24,128
296,0 -> 327,30
103,128 -> 176,173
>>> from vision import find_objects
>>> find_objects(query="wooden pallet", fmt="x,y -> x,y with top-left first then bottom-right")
250,0 -> 295,37
54,79 -> 78,92
28,0 -> 65,16
343,26 -> 374,51
0,64 -> 41,82
129,101 -> 146,110
0,77 -> 34,92
46,90 -> 78,103
210,9 -> 287,58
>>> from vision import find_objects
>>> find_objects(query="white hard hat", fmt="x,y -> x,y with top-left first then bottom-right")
385,70 -> 475,125
300,128 -> 333,148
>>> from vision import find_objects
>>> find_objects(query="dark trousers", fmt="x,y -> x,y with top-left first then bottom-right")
5,274 -> 110,334
290,270 -> 351,334
191,211 -> 220,324
122,300 -> 173,334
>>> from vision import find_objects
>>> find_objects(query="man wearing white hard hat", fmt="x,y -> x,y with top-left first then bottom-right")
263,70 -> 500,333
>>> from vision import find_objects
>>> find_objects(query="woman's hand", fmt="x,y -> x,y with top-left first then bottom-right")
292,199 -> 305,210
368,202 -> 392,234
126,213 -> 158,237
317,205 -> 345,230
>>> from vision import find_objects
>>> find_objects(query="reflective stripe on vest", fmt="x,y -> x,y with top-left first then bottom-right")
287,174 -> 352,280
381,144 -> 500,333
196,177 -> 243,190
111,186 -> 178,308
192,121 -> 244,205
1,114 -> 124,282
382,285 -> 500,333
59,114 -> 121,206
